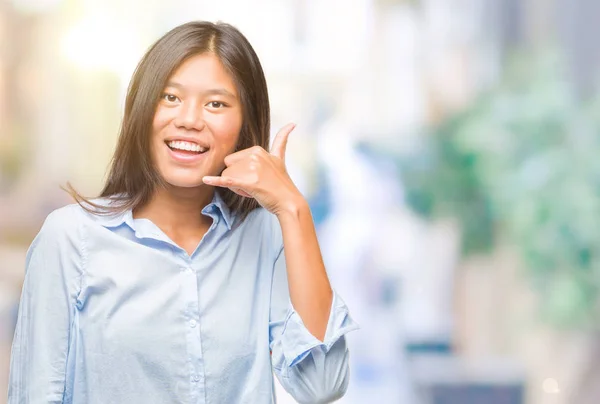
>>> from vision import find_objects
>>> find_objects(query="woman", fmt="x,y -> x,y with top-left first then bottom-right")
8,21 -> 358,404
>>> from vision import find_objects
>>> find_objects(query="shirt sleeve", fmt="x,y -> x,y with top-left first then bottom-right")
269,246 -> 359,404
8,207 -> 84,404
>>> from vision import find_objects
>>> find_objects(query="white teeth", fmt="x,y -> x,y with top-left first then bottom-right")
167,140 -> 206,153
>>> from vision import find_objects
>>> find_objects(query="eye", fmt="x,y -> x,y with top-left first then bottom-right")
207,101 -> 226,108
161,93 -> 180,103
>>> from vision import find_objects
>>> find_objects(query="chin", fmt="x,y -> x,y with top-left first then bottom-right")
162,175 -> 206,189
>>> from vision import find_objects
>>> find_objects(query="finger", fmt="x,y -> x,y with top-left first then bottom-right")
224,146 -> 266,167
231,187 -> 253,198
203,175 -> 250,192
270,123 -> 296,161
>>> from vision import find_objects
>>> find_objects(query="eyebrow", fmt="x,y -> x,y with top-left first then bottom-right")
165,81 -> 237,99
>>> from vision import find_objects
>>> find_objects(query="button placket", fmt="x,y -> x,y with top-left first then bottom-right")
180,262 -> 205,400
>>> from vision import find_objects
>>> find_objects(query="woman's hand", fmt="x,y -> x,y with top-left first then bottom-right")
202,123 -> 305,217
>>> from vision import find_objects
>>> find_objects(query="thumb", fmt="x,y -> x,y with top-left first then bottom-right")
270,123 -> 296,161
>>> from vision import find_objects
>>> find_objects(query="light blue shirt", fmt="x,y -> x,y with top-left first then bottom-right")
8,192 -> 358,404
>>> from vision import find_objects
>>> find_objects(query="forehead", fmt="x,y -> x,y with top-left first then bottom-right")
168,53 -> 238,95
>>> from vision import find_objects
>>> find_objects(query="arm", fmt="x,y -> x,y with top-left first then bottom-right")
203,123 -> 334,339
8,207 -> 83,404
203,123 -> 359,402
269,241 -> 358,404
276,198 -> 332,341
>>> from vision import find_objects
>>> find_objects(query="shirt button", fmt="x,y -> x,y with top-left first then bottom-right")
189,320 -> 197,328
192,375 -> 200,383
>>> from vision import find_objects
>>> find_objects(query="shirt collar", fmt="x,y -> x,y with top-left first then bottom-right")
202,190 -> 234,230
95,191 -> 235,231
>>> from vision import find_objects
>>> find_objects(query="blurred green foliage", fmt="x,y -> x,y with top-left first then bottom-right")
400,52 -> 600,329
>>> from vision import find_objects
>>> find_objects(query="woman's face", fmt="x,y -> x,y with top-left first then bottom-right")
150,53 -> 243,189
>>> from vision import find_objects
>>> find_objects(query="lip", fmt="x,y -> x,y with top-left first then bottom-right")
164,136 -> 210,150
165,142 -> 208,164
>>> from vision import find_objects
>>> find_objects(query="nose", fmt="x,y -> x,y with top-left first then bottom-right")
174,102 -> 206,131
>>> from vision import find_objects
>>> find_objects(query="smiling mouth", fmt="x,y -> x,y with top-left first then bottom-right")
165,140 -> 208,155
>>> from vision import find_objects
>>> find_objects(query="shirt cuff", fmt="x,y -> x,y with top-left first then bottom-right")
280,290 -> 359,367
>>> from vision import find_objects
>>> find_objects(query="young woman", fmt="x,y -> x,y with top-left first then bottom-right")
8,21 -> 358,404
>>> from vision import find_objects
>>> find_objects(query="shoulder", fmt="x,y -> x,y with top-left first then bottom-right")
26,203 -> 87,269
41,197 -> 131,236
23,203 -> 90,286
34,198 -> 121,245
39,203 -> 84,237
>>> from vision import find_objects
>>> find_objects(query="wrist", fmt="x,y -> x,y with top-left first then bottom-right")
275,196 -> 309,221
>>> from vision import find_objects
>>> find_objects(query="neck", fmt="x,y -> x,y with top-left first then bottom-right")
133,185 -> 215,232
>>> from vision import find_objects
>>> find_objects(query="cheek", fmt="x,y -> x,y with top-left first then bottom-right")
151,110 -> 172,152
152,109 -> 170,136
212,115 -> 242,152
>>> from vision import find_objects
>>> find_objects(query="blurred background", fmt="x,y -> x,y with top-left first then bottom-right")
2,0 -> 600,403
